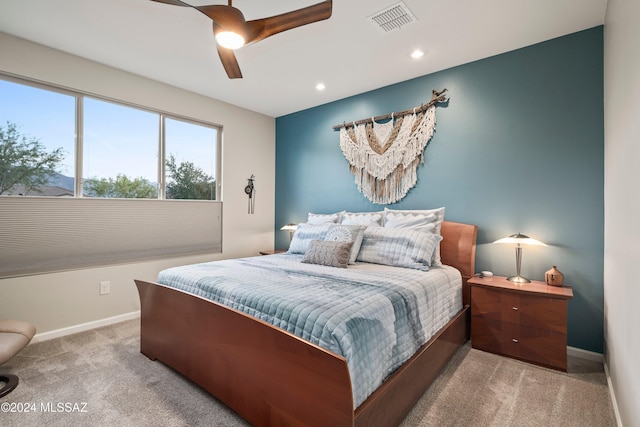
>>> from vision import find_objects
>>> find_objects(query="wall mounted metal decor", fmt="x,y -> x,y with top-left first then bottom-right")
244,174 -> 255,214
333,89 -> 448,204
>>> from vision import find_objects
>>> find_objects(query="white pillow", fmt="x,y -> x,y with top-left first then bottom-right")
341,211 -> 384,226
383,207 -> 446,266
324,224 -> 366,264
383,212 -> 437,230
307,211 -> 345,224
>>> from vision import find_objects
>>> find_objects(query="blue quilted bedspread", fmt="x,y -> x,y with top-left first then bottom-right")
157,253 -> 462,408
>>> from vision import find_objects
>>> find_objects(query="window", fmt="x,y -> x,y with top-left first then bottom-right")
0,74 -> 223,278
83,97 -> 159,198
165,117 -> 218,200
0,79 -> 75,196
0,75 -> 221,200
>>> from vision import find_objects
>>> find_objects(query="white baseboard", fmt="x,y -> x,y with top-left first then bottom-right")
604,360 -> 624,427
30,311 -> 141,344
567,345 -> 603,363
567,346 -> 622,427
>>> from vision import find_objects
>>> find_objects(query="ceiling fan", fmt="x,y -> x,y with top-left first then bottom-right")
151,0 -> 333,79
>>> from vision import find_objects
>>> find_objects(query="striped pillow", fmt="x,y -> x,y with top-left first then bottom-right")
383,207 -> 445,266
356,227 -> 442,271
288,223 -> 333,254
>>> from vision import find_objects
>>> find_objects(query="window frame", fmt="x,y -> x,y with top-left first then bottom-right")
0,72 -> 222,201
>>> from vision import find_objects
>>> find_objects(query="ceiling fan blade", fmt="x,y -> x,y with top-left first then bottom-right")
149,0 -> 190,7
195,5 -> 241,23
244,0 -> 332,45
214,24 -> 243,79
217,46 -> 243,79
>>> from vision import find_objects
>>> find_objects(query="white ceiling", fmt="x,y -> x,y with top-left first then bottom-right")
0,0 -> 607,117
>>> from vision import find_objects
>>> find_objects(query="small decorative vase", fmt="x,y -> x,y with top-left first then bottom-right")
545,266 -> 564,287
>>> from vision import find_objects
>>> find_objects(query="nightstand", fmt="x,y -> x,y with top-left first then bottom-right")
259,249 -> 286,255
469,275 -> 573,371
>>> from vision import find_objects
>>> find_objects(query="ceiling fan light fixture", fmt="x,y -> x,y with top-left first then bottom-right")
215,30 -> 245,49
211,5 -> 247,50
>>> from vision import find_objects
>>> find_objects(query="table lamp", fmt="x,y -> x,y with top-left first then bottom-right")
494,233 -> 546,283
280,223 -> 297,242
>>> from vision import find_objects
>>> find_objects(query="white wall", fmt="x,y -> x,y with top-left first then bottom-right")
603,0 -> 640,425
0,32 -> 276,335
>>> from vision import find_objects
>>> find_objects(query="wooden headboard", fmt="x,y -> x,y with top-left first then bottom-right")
440,221 -> 478,306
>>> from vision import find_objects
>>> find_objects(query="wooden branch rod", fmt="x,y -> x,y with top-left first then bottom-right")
332,89 -> 449,130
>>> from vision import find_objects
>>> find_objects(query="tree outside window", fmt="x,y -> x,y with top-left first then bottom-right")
0,121 -> 66,196
165,154 -> 215,200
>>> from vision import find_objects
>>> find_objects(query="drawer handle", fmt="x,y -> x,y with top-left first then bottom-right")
512,306 -> 519,311
512,338 -> 519,343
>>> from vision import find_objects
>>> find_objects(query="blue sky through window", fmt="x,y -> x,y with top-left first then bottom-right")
0,79 -> 76,178
83,97 -> 158,182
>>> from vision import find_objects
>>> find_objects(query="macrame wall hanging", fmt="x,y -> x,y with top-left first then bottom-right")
333,89 -> 449,205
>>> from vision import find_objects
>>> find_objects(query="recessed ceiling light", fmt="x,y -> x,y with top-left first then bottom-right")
411,49 -> 424,59
316,82 -> 326,91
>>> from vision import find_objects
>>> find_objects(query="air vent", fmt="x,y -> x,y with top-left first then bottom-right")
368,1 -> 417,32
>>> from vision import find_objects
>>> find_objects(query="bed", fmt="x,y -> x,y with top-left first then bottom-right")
135,219 -> 477,427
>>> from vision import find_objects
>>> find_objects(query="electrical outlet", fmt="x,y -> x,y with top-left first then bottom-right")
99,281 -> 111,295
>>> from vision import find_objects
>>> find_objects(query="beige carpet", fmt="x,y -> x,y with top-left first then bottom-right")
1,319 -> 615,426
400,341 -> 616,427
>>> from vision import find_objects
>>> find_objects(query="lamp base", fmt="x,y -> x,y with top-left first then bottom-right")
507,275 -> 531,283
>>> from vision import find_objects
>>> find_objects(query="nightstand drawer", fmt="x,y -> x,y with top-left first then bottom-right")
471,286 -> 567,333
471,315 -> 519,357
471,316 -> 568,370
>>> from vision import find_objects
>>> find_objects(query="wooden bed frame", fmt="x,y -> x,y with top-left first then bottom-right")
135,221 -> 477,427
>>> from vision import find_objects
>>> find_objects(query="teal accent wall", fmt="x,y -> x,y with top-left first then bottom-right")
275,27 -> 604,353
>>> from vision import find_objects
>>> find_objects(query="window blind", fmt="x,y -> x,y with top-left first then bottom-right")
0,197 -> 222,278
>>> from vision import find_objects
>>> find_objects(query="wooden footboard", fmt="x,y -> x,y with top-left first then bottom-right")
136,279 -> 353,427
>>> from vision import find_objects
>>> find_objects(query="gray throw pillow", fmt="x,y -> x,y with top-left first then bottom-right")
301,240 -> 354,268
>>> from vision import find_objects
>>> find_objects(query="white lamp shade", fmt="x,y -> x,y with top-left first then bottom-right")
493,233 -> 546,246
